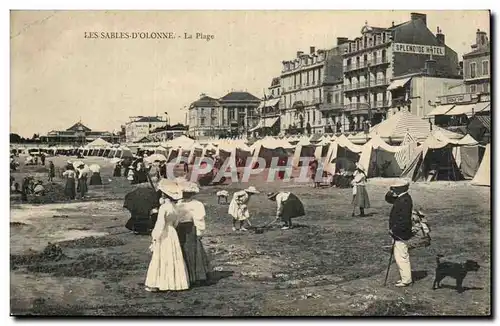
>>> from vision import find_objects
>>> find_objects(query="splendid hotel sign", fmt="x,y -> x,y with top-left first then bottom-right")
393,43 -> 446,56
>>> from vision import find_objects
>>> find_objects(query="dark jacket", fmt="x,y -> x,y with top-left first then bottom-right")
388,192 -> 413,240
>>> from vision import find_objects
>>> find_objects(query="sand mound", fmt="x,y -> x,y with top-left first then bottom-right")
57,236 -> 125,249
354,298 -> 432,316
26,252 -> 140,279
11,243 -> 66,267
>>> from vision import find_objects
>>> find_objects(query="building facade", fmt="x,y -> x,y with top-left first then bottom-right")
188,95 -> 222,138
280,42 -> 348,134
251,78 -> 281,136
463,29 -> 490,95
42,121 -> 120,145
341,12 -> 460,132
125,116 -> 166,143
187,91 -> 261,138
388,64 -> 463,118
426,28 -> 491,135
219,91 -> 261,135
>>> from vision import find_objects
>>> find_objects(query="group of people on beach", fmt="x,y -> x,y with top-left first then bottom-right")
144,178 -> 211,292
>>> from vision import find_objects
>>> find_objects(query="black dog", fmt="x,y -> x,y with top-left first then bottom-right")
432,254 -> 480,293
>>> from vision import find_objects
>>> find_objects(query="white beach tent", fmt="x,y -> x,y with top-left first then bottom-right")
292,137 -> 317,167
87,138 -> 111,148
471,144 -> 490,186
324,134 -> 363,174
358,134 -> 406,178
250,137 -> 294,168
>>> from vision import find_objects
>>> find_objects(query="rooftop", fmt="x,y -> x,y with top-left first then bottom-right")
132,116 -> 165,123
220,91 -> 260,102
190,95 -> 220,108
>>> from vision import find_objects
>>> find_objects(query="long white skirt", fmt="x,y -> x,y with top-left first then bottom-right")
145,225 -> 190,291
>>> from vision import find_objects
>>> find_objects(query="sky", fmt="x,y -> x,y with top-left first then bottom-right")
10,10 -> 489,138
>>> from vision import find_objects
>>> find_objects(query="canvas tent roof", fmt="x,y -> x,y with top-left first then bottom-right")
87,138 -> 111,148
166,135 -> 195,149
369,111 -> 433,142
335,134 -> 363,153
471,143 -> 490,186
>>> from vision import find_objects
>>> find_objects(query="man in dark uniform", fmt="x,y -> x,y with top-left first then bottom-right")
385,180 -> 413,287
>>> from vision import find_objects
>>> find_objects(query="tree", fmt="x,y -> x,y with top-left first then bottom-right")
10,133 -> 22,143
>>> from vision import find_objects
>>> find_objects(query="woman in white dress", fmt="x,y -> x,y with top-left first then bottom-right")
145,179 -> 189,292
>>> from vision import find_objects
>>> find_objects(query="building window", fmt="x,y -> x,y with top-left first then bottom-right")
200,117 -> 205,126
327,93 -> 332,104
318,69 -> 322,83
470,62 -> 476,78
229,108 -> 235,121
470,84 -> 477,93
335,93 -> 339,104
373,51 -> 377,64
484,83 -> 489,93
482,60 -> 489,76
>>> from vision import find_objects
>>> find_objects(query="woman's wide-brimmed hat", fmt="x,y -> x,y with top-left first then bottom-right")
267,192 -> 279,200
176,178 -> 200,194
244,186 -> 260,194
157,179 -> 182,200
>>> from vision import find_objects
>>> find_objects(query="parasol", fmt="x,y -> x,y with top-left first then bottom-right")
73,161 -> 84,169
144,153 -> 167,164
89,164 -> 100,173
123,187 -> 161,233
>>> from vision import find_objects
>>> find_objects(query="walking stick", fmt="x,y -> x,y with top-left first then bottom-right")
383,239 -> 396,286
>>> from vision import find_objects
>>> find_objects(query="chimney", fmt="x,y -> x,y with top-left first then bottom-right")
337,37 -> 349,46
436,27 -> 445,44
476,29 -> 488,48
425,58 -> 437,76
310,46 -> 315,54
297,51 -> 304,58
410,12 -> 427,26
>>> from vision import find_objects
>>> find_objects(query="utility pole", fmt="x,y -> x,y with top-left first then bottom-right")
367,62 -> 372,126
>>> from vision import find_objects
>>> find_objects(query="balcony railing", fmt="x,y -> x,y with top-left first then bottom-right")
343,57 -> 389,72
319,103 -> 343,111
343,102 -> 371,111
343,78 -> 390,92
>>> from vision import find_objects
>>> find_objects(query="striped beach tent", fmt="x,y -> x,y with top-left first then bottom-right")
394,132 -> 418,170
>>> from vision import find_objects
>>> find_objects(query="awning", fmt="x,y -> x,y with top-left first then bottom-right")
249,116 -> 279,132
387,77 -> 412,91
426,104 -> 455,117
475,101 -> 490,113
257,98 -> 280,109
445,104 -> 477,116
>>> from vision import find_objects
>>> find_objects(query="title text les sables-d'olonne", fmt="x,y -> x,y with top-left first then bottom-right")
84,31 -> 215,41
